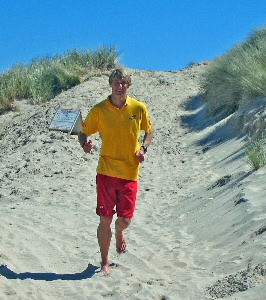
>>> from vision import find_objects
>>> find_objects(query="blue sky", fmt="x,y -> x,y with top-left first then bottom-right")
1,0 -> 266,72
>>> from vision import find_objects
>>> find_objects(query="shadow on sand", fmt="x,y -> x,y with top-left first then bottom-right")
180,95 -> 243,149
0,263 -> 99,281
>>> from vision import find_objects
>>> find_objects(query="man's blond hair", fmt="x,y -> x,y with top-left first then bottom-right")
109,68 -> 132,86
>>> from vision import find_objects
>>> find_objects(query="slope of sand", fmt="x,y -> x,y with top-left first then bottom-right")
0,64 -> 265,299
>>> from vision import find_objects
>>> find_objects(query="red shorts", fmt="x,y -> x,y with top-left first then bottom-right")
96,174 -> 138,218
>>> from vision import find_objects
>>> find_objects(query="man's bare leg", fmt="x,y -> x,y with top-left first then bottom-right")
115,217 -> 131,253
97,216 -> 113,274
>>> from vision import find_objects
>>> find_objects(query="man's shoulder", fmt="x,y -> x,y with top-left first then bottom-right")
127,95 -> 140,102
127,96 -> 146,108
92,98 -> 109,110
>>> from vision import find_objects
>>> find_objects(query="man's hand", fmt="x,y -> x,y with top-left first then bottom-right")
82,139 -> 93,154
135,148 -> 145,163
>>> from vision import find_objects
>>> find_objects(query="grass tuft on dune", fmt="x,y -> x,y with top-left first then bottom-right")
0,46 -> 118,114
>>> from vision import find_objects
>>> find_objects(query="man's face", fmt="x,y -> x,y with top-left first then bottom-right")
110,78 -> 129,97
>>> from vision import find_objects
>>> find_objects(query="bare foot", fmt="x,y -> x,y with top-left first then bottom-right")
100,263 -> 110,275
115,230 -> 127,254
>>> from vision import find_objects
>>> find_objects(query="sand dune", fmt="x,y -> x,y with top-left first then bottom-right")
0,63 -> 265,299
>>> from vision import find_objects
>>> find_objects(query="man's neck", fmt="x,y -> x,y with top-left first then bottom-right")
110,95 -> 126,109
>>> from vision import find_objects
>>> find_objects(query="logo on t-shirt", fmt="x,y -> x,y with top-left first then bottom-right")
129,114 -> 137,120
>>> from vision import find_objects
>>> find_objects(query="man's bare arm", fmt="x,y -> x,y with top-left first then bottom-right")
78,131 -> 87,147
78,131 -> 93,153
142,127 -> 154,147
135,128 -> 154,163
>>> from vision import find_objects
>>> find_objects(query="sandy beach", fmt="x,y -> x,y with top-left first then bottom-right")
0,63 -> 265,299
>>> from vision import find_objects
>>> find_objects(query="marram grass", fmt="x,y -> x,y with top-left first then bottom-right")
0,46 -> 117,114
202,27 -> 266,118
245,138 -> 266,171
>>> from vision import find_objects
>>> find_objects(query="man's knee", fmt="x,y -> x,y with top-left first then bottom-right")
99,216 -> 113,227
116,217 -> 131,230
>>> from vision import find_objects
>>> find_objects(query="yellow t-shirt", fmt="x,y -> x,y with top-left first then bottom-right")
81,95 -> 152,180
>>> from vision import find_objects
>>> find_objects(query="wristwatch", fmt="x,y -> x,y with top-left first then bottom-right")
141,145 -> 148,153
